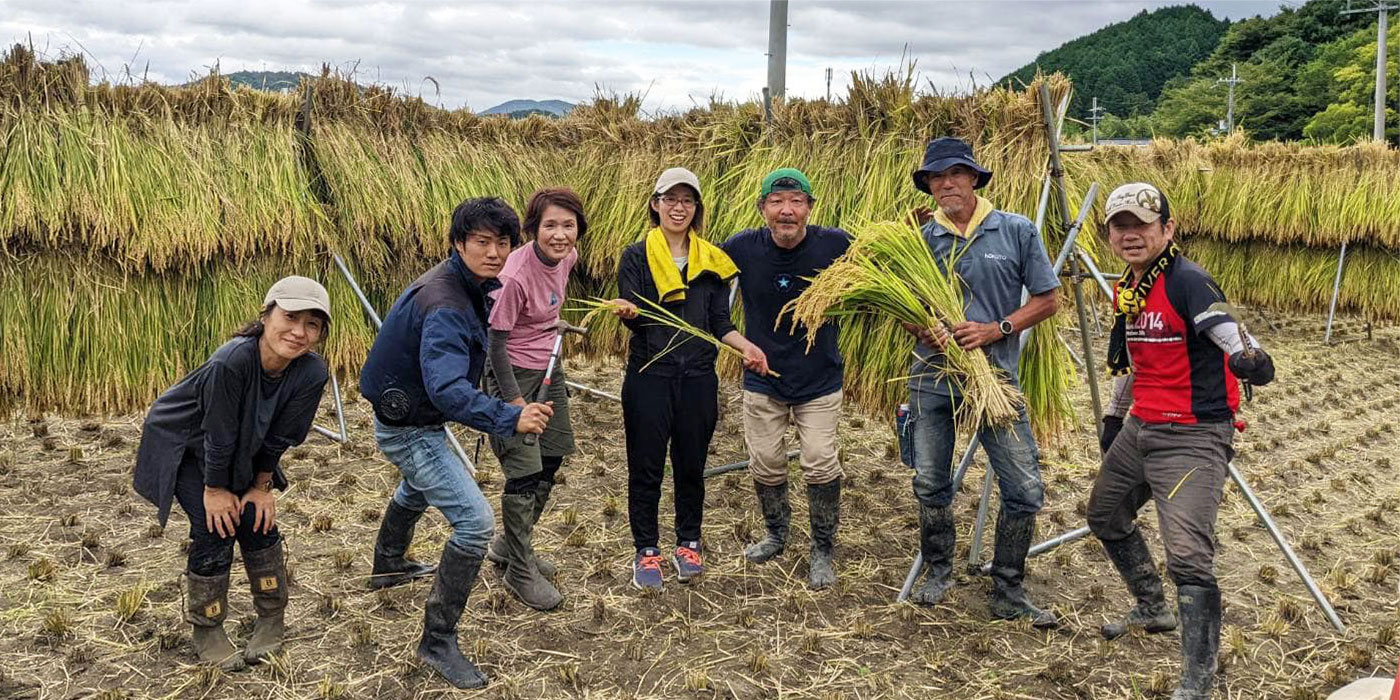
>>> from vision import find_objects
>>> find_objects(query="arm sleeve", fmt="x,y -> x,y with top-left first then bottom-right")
252,362 -> 330,486
198,360 -> 242,490
616,248 -> 646,332
420,308 -> 523,436
709,277 -> 737,339
1019,221 -> 1061,295
1106,373 -> 1134,418
488,328 -> 523,402
1205,322 -> 1262,355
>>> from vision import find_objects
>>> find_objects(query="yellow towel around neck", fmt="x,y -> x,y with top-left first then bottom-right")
644,227 -> 738,303
932,196 -> 995,238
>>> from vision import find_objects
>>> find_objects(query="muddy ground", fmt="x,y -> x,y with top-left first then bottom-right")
1,310 -> 1397,700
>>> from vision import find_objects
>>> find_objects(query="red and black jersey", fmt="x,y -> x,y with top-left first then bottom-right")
1118,256 -> 1240,424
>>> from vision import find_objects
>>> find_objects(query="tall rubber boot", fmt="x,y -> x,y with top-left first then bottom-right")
1171,584 -> 1222,700
243,540 -> 288,663
744,481 -> 790,564
1100,530 -> 1177,640
500,493 -> 563,610
807,478 -> 841,590
417,541 -> 489,690
185,570 -> 246,671
911,504 -> 955,605
488,481 -> 557,579
988,509 -> 1060,628
370,499 -> 437,590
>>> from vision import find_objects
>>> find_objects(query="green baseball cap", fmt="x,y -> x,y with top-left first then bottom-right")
760,167 -> 814,198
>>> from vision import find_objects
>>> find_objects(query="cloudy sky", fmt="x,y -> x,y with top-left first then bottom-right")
4,0 -> 1290,113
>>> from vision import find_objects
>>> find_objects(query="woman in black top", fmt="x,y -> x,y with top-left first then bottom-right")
610,167 -> 767,590
134,276 -> 331,670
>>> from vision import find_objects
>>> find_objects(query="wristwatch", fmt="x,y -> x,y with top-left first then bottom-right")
998,319 -> 1015,337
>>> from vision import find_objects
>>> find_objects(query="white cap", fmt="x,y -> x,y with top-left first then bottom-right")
653,167 -> 702,198
264,276 -> 331,316
1104,182 -> 1167,224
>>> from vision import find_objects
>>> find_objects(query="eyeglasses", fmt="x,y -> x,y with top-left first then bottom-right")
658,194 -> 697,208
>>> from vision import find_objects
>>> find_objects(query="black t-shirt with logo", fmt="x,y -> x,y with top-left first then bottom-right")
722,226 -> 852,403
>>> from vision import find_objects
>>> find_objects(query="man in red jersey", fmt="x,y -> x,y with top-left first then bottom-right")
1086,183 -> 1275,700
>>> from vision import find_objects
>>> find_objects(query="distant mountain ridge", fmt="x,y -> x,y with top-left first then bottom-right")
479,99 -> 574,117
223,70 -> 312,92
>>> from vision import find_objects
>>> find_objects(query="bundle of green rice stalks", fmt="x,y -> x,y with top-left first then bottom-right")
782,220 -> 1022,433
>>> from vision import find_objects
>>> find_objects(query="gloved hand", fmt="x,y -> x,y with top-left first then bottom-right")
1100,415 -> 1124,455
1228,349 -> 1275,386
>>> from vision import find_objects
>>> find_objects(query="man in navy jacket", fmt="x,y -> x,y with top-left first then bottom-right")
361,197 -> 552,690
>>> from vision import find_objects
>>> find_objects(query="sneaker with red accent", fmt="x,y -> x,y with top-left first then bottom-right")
673,541 -> 704,583
632,547 -> 664,590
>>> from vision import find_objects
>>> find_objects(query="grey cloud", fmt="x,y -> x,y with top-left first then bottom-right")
3,0 -> 1285,112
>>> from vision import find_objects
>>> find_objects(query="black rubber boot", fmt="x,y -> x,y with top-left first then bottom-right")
488,480 -> 557,579
417,541 -> 489,690
744,481 -> 789,564
243,540 -> 288,663
500,493 -> 563,610
1171,584 -> 1222,700
911,504 -> 955,605
988,509 -> 1060,629
806,478 -> 841,590
185,570 -> 246,671
1100,530 -> 1177,640
370,499 -> 437,590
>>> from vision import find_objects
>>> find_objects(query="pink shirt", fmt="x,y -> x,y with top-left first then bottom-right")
489,245 -> 578,370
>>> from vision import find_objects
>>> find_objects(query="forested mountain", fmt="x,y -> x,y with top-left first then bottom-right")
1000,5 -> 1228,118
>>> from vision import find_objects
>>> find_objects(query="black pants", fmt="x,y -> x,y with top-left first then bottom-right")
174,456 -> 281,577
622,370 -> 718,550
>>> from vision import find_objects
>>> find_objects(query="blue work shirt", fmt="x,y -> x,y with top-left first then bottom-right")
907,209 -> 1060,396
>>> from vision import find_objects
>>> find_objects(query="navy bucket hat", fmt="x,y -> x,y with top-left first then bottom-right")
912,137 -> 993,193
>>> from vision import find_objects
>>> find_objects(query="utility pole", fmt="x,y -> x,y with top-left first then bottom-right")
825,67 -> 833,101
766,0 -> 788,102
1216,63 -> 1242,133
1340,0 -> 1398,142
1089,96 -> 1105,144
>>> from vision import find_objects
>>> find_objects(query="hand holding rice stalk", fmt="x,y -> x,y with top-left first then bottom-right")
781,220 -> 1021,431
573,297 -> 779,377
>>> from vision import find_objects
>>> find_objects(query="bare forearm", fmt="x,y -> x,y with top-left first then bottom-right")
1006,292 -> 1058,333
721,330 -> 754,354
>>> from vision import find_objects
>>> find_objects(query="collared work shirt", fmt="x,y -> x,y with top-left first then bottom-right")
907,209 -> 1059,396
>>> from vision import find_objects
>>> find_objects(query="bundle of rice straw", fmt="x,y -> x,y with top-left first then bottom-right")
781,220 -> 1022,432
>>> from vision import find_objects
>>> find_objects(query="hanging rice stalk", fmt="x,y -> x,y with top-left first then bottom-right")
782,220 -> 1022,433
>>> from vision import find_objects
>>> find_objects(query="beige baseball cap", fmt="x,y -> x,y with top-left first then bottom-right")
1104,182 -> 1169,224
653,167 -> 703,198
264,276 -> 331,316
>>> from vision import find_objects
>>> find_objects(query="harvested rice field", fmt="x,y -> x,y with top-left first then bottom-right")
0,310 -> 1397,700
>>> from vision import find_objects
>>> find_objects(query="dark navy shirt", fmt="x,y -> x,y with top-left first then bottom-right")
722,225 -> 852,403
908,210 -> 1060,396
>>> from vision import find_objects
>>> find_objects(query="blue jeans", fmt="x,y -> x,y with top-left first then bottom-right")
374,420 -> 495,557
908,391 -> 1045,516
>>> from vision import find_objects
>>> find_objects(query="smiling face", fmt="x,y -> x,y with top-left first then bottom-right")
925,165 -> 979,222
260,305 -> 325,364
1108,212 -> 1176,274
535,204 -> 579,263
760,190 -> 812,249
454,229 -> 513,279
650,185 -> 698,236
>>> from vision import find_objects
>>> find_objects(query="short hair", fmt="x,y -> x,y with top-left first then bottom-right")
449,197 -> 521,248
647,184 -> 705,233
523,188 -> 588,241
